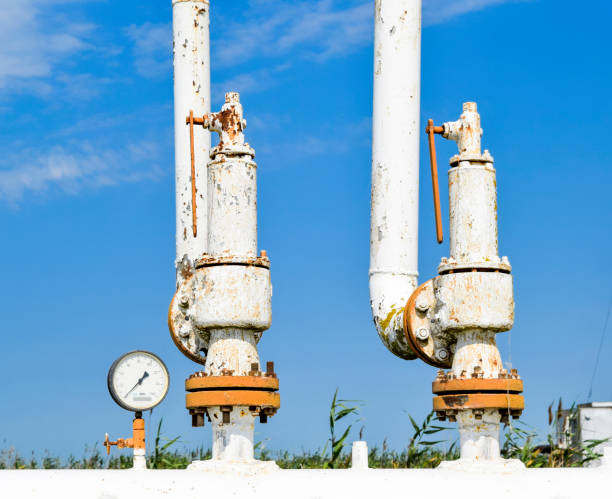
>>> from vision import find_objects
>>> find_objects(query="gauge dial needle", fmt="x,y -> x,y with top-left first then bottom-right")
124,371 -> 149,398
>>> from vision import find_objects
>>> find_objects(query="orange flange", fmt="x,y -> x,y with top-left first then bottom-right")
433,393 -> 524,412
168,283 -> 207,366
186,375 -> 279,392
433,377 -> 523,394
403,279 -> 452,369
186,390 -> 281,410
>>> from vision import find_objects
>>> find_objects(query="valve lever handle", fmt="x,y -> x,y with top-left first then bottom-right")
426,119 -> 444,244
104,433 -> 116,455
188,110 -> 198,238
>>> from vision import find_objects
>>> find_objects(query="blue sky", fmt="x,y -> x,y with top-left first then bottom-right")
0,0 -> 610,458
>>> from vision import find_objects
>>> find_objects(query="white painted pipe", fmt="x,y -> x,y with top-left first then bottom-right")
370,0 -> 422,360
456,410 -> 502,461
452,330 -> 502,379
132,448 -> 146,470
351,441 -> 369,469
208,406 -> 256,461
173,0 -> 211,278
204,327 -> 260,461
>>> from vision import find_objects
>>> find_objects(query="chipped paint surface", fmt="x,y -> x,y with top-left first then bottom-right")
433,272 -> 514,334
452,330 -> 502,379
454,410 -> 503,461
447,160 -> 499,268
370,0 -> 421,360
192,266 -> 271,331
173,0 -> 211,279
201,329 -> 261,464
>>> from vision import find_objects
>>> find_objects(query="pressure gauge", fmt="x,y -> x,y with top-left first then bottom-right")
107,351 -> 169,412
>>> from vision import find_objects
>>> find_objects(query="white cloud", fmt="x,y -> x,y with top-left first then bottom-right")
121,0 -> 524,95
213,64 -> 292,100
0,141 -> 166,204
423,0 -> 525,25
253,115 -> 371,166
0,0 -> 93,91
209,0 -> 524,94
216,1 -> 371,67
124,23 -> 172,78
55,73 -> 116,101
215,0 -> 524,67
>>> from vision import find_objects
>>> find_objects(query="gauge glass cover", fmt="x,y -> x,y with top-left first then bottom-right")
107,351 -> 169,412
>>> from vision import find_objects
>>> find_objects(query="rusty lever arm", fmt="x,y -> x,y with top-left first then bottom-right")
426,119 -> 444,244
186,110 -> 202,238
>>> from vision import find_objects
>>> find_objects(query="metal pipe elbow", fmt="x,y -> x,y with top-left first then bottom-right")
369,271 -> 418,360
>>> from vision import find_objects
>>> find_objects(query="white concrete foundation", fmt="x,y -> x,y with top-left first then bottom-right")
1,467 -> 608,498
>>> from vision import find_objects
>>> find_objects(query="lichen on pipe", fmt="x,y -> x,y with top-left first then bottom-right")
370,0 -> 422,360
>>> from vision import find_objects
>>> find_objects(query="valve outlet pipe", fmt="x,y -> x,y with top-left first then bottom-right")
370,0 -> 422,360
173,0 -> 211,283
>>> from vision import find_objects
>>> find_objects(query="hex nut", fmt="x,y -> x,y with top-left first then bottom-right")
416,327 -> 430,341
435,348 -> 449,361
415,298 -> 429,313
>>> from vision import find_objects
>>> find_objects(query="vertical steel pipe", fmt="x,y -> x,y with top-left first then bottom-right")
173,0 -> 211,280
370,0 -> 422,359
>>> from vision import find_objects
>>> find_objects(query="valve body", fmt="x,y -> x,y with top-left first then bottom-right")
169,94 -> 279,469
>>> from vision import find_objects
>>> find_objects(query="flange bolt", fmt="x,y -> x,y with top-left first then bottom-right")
435,348 -> 449,361
416,327 -> 430,341
415,298 -> 429,313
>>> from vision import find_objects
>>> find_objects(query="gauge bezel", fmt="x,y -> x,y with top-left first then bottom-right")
107,350 -> 170,412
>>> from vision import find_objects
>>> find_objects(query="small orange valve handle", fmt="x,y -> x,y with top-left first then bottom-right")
103,415 -> 146,455
425,119 -> 445,244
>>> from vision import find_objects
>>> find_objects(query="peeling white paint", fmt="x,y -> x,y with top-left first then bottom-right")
370,0 -> 422,360
173,0 -> 211,277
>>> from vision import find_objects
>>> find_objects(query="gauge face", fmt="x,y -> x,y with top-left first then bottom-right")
107,351 -> 169,412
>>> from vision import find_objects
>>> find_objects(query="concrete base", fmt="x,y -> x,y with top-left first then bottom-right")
187,459 -> 279,474
1,467 -> 609,499
438,457 -> 525,472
